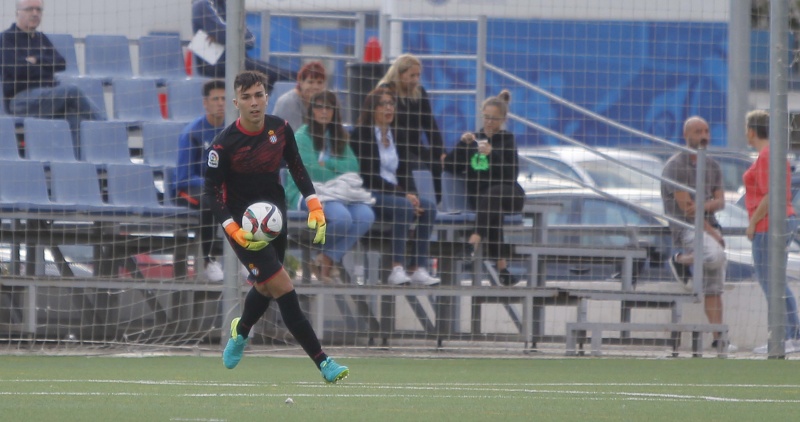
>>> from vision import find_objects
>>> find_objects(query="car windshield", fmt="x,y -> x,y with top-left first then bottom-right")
578,159 -> 663,191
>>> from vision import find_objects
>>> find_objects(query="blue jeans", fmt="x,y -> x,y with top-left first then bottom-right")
301,200 -> 375,263
10,84 -> 105,142
372,192 -> 437,269
752,215 -> 800,340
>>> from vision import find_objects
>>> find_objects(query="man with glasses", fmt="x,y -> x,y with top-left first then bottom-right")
0,0 -> 105,143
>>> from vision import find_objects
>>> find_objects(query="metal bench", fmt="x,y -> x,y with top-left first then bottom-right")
565,321 -> 730,357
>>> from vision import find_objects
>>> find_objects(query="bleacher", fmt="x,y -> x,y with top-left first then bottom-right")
0,25 -> 734,357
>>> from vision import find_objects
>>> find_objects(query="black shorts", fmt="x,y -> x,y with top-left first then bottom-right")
230,228 -> 288,285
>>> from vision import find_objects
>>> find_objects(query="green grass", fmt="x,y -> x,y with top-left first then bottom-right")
1,355 -> 799,421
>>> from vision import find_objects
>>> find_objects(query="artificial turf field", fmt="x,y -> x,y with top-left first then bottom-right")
1,355 -> 798,421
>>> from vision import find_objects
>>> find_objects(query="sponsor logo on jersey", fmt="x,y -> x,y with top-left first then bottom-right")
208,150 -> 219,168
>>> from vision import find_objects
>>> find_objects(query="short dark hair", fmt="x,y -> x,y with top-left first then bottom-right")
233,71 -> 268,94
745,109 -> 769,139
202,79 -> 225,97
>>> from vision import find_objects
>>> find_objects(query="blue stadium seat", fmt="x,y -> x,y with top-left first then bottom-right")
166,78 -> 206,121
105,163 -> 194,217
23,118 -> 78,162
56,76 -> 108,120
84,34 -> 133,80
0,116 -> 21,160
141,121 -> 186,168
0,159 -> 61,211
112,78 -> 163,122
79,121 -> 131,164
138,35 -> 188,82
267,80 -> 296,116
49,33 -> 80,78
49,161 -> 128,214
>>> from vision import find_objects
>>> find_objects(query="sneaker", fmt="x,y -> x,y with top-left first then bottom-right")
204,261 -> 224,282
410,268 -> 440,286
222,317 -> 247,369
668,253 -> 692,291
387,265 -> 411,285
320,357 -> 349,383
711,339 -> 738,353
753,340 -> 797,354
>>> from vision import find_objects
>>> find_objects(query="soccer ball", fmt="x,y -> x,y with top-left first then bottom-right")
242,201 -> 283,242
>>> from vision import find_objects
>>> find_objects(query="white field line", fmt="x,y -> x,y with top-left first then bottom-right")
2,380 -> 800,403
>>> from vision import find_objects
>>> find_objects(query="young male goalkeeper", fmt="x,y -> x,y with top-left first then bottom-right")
203,70 -> 348,383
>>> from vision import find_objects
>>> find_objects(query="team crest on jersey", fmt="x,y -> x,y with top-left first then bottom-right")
268,130 -> 277,144
207,150 -> 219,168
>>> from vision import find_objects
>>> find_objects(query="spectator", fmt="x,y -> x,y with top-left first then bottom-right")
203,70 -> 348,383
350,86 -> 439,286
743,109 -> 800,354
0,0 -> 105,142
377,54 -> 445,203
444,90 -> 525,286
661,116 -> 733,352
191,0 -> 295,92
174,79 -> 226,282
284,90 -> 375,283
272,61 -> 326,130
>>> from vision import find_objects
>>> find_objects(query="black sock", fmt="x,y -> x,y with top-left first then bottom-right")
276,289 -> 328,367
237,287 -> 271,338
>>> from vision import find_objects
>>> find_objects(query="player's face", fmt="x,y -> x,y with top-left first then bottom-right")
16,0 -> 43,32
684,119 -> 710,150
299,77 -> 326,102
373,94 -> 395,127
399,64 -> 421,93
203,88 -> 226,123
311,101 -> 334,126
481,104 -> 505,136
233,83 -> 268,130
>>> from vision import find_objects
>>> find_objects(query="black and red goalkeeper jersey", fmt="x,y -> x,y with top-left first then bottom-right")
203,115 -> 314,227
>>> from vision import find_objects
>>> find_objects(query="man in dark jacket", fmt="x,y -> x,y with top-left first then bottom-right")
0,0 -> 104,142
191,0 -> 295,92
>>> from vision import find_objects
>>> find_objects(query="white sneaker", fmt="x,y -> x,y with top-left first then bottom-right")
711,339 -> 737,353
753,340 -> 797,354
203,261 -> 224,282
410,268 -> 440,286
387,265 -> 411,285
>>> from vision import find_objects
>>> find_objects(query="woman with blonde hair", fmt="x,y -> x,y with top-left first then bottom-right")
378,54 -> 445,202
444,90 -> 525,286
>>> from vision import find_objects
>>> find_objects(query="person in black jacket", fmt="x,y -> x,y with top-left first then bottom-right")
204,70 -> 348,383
191,0 -> 295,92
444,90 -> 525,285
377,54 -> 444,203
0,0 -> 104,142
350,86 -> 439,286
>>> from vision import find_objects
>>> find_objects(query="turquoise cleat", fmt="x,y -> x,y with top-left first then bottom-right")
222,317 -> 247,369
319,357 -> 349,383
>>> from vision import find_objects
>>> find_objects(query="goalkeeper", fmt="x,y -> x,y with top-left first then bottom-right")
203,70 -> 348,383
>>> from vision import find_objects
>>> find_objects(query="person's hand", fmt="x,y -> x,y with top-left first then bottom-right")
406,193 -> 424,216
306,196 -> 327,244
460,132 -> 475,144
225,222 -> 268,251
477,140 -> 492,155
746,224 -> 756,241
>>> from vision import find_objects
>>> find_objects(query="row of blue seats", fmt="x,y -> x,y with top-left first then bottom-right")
51,33 -> 189,83
0,76 -> 207,123
0,159 -> 194,219
0,116 -> 185,169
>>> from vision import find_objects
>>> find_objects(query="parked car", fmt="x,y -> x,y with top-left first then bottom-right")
518,146 -> 665,193
518,186 -> 761,282
620,146 -> 755,203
